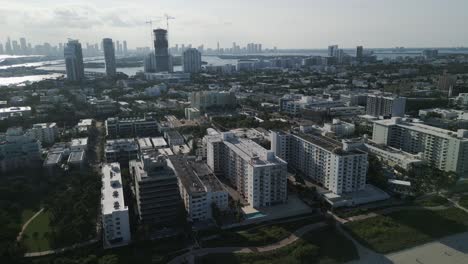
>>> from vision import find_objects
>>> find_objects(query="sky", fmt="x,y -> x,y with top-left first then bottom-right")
1,0 -> 468,49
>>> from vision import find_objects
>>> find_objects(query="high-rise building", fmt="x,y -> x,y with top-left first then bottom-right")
207,132 -> 288,208
366,94 -> 406,117
153,29 -> 171,72
271,131 -> 368,195
123,41 -> 128,56
129,153 -> 182,225
356,46 -> 363,59
116,40 -> 121,55
0,43 -> 3,54
328,45 -> 338,57
20,38 -> 27,54
101,163 -> 131,248
5,38 -> 12,55
12,40 -> 20,54
102,38 -> 117,77
182,48 -> 202,73
372,118 -> 468,177
168,156 -> 229,222
64,39 -> 85,81
144,52 -> 156,73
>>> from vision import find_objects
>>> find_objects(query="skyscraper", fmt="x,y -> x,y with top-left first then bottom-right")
116,40 -> 121,55
123,41 -> 128,56
20,38 -> 27,54
64,39 -> 84,82
356,46 -> 363,59
182,48 -> 202,73
5,38 -> 12,55
0,43 -> 3,54
153,29 -> 171,72
102,38 -> 117,77
328,45 -> 338,57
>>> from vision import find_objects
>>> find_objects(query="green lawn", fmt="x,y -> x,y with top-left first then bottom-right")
202,216 -> 323,247
197,226 -> 358,264
21,209 -> 36,225
414,195 -> 449,207
21,210 -> 53,252
345,208 -> 468,253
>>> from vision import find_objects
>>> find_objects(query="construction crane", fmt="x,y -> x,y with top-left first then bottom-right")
164,14 -> 175,31
145,19 -> 162,45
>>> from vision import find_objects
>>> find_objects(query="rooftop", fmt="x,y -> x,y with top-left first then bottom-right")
168,156 -> 225,194
151,137 -> 167,148
68,150 -> 85,163
101,163 -> 127,215
0,106 -> 31,113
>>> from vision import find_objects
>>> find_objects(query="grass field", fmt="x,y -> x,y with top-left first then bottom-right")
414,195 -> 449,207
21,210 -> 52,252
345,208 -> 468,253
198,226 -> 358,264
202,216 -> 323,247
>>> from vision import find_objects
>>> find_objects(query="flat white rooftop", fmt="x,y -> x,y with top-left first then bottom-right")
101,163 -> 127,215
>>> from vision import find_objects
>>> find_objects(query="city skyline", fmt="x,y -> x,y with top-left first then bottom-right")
1,0 -> 468,49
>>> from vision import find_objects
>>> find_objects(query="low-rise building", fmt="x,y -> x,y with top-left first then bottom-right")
105,139 -> 138,163
0,106 -> 32,120
105,117 -> 158,138
28,123 -> 59,145
164,130 -> 184,146
185,107 -> 201,120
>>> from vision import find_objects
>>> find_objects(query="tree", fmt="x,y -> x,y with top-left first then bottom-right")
98,255 -> 119,264
367,155 -> 387,189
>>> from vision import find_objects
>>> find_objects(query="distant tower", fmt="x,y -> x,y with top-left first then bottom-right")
20,38 -> 27,54
64,39 -> 85,81
153,29 -> 171,72
0,43 -> 3,54
123,41 -> 128,56
183,48 -> 202,73
116,40 -> 121,55
5,38 -> 12,55
102,38 -> 117,77
356,46 -> 363,59
328,45 -> 338,57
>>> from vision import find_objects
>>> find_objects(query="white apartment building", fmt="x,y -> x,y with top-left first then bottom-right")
366,94 -> 406,117
28,123 -> 59,145
372,117 -> 468,177
207,132 -> 288,208
183,48 -> 202,73
101,163 -> 131,248
185,107 -> 201,120
0,127 -> 42,173
0,106 -> 32,120
190,91 -> 237,110
271,131 -> 368,195
168,156 -> 229,222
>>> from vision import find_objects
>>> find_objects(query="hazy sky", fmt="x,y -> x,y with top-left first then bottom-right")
1,0 -> 468,49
